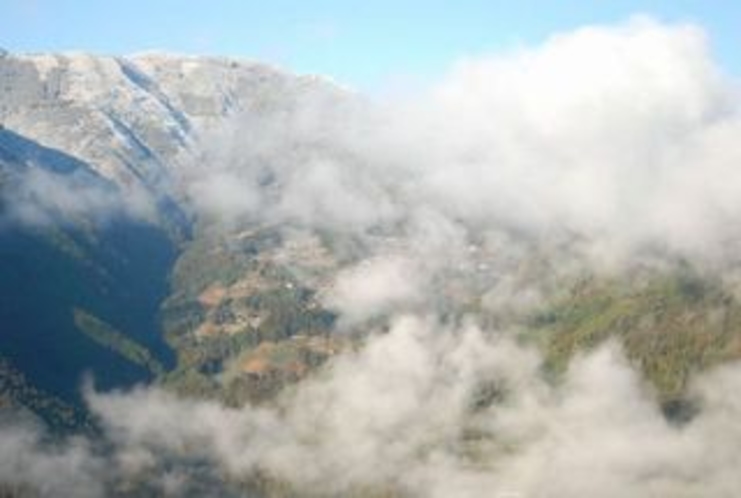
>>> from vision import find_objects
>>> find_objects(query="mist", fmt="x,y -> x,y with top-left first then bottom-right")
3,16 -> 741,497
4,320 -> 741,496
1,166 -> 157,228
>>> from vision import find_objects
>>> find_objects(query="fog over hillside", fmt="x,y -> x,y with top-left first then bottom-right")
3,17 -> 741,497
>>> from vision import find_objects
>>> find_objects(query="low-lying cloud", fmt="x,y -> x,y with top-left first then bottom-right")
4,318 -> 741,496
1,166 -> 156,228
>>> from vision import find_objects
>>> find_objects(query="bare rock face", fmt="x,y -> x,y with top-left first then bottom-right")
0,52 -> 335,201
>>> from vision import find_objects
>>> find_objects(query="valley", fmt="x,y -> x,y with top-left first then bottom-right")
2,37 -> 741,496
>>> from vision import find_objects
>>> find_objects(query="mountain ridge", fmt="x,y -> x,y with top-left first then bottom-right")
0,51 -> 352,428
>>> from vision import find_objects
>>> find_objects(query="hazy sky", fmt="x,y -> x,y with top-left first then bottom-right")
2,1 -> 739,90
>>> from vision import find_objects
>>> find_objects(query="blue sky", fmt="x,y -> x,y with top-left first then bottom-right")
2,1 -> 739,90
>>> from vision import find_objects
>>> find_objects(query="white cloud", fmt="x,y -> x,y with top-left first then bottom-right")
191,16 -> 741,272
324,255 -> 423,323
3,166 -> 156,227
5,318 -> 741,496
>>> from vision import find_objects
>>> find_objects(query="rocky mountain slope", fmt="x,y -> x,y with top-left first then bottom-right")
0,52 -> 329,184
0,51 -> 346,426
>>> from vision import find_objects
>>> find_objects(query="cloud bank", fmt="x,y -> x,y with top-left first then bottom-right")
4,319 -> 741,496
190,16 -> 741,271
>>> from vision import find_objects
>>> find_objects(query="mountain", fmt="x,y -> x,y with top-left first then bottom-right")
0,52 -> 346,427
3,49 -> 741,423
0,52 -> 326,183
10,12 -> 741,496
